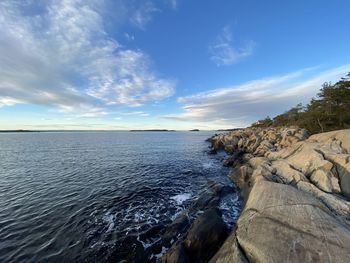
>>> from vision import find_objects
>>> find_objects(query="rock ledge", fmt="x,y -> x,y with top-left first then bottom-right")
208,127 -> 350,263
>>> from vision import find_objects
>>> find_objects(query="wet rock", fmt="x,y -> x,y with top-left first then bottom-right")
161,242 -> 189,263
208,148 -> 217,155
184,208 -> 228,262
223,151 -> 244,167
162,213 -> 190,243
209,233 -> 248,263
223,155 -> 236,167
189,191 -> 220,213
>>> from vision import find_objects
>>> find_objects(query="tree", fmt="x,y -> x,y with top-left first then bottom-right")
250,73 -> 350,134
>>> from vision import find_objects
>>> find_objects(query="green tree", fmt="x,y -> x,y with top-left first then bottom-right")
251,73 -> 350,134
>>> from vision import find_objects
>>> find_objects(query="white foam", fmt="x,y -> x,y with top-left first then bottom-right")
219,194 -> 241,228
102,213 -> 115,232
170,193 -> 191,205
137,236 -> 161,249
202,161 -> 214,169
153,246 -> 167,259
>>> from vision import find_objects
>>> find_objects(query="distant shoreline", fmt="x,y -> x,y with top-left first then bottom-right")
0,130 -> 37,133
0,129 -> 230,133
129,129 -> 176,132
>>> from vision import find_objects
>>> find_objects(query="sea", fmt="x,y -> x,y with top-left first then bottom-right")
0,131 -> 241,262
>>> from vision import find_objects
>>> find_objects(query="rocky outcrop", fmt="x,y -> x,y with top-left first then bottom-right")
208,128 -> 350,263
161,183 -> 234,263
184,208 -> 227,262
207,127 -> 309,157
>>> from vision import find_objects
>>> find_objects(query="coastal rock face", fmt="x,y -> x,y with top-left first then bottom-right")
208,127 -> 309,157
236,180 -> 350,263
208,128 -> 350,263
209,233 -> 248,263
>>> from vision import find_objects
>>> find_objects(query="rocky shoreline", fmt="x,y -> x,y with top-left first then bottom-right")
163,127 -> 350,262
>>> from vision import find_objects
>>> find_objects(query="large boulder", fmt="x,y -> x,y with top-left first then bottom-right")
209,233 -> 248,263
310,129 -> 350,153
161,242 -> 189,263
184,208 -> 228,262
235,180 -> 350,263
267,139 -> 342,195
309,130 -> 350,198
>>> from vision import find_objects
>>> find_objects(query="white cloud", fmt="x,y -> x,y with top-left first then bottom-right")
0,0 -> 174,114
86,49 -> 175,107
209,26 -> 254,66
79,109 -> 109,118
124,33 -> 135,41
164,64 -> 350,128
120,111 -> 150,117
0,96 -> 26,107
169,0 -> 178,10
130,1 -> 159,30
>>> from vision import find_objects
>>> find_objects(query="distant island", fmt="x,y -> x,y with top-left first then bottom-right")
189,129 -> 200,131
129,129 -> 176,132
0,130 -> 36,133
217,128 -> 243,131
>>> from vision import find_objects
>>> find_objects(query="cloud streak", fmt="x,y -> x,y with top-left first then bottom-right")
209,26 -> 254,66
130,1 -> 159,30
164,65 -> 350,128
0,0 -> 174,114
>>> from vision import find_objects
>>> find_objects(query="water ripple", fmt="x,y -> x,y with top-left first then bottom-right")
0,131 -> 240,262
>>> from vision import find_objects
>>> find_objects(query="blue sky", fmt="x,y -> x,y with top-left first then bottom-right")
1,0 -> 350,130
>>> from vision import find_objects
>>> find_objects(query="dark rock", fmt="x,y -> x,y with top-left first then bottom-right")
223,150 -> 244,167
224,145 -> 235,154
213,140 -> 224,151
208,148 -> 217,155
161,242 -> 189,263
189,192 -> 219,213
162,213 -> 190,242
184,208 -> 228,262
223,155 -> 236,167
208,182 -> 234,197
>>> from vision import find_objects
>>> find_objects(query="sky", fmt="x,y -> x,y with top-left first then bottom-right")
1,0 -> 350,130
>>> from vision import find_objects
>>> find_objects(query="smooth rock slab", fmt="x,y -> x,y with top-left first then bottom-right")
209,233 -> 248,263
235,180 -> 350,263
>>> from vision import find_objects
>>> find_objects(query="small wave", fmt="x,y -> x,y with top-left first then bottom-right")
170,193 -> 191,205
202,161 -> 214,169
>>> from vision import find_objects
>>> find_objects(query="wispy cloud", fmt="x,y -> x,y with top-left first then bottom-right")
209,26 -> 254,66
0,97 -> 26,107
168,0 -> 178,10
0,0 -> 174,114
120,111 -> 150,117
130,1 -> 159,30
164,64 -> 350,128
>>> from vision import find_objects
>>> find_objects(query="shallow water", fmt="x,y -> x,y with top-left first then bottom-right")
0,131 -> 241,262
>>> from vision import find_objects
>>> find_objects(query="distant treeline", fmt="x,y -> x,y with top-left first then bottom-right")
252,73 -> 350,134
